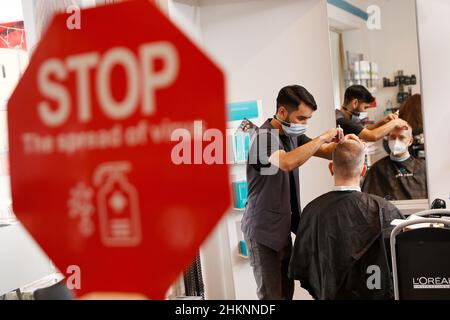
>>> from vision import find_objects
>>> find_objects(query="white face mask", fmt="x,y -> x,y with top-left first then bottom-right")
358,112 -> 368,120
345,107 -> 368,123
389,139 -> 408,156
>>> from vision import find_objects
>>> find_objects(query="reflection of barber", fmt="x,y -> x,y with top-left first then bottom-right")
362,125 -> 428,200
336,85 -> 408,141
241,85 -> 342,300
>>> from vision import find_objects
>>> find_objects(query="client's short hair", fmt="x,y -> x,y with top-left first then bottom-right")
332,140 -> 365,178
389,123 -> 413,139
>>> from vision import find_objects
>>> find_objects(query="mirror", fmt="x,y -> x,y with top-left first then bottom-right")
327,0 -> 428,204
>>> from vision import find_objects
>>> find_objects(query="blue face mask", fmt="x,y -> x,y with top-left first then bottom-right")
274,115 -> 308,137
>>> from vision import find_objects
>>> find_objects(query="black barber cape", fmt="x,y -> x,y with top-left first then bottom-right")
289,191 -> 404,300
362,156 -> 428,200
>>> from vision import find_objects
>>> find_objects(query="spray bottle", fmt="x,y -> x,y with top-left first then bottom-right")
93,162 -> 142,247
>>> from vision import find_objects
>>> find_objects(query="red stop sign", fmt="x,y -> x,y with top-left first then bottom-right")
8,0 -> 229,299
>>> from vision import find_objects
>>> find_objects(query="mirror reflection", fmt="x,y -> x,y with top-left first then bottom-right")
328,0 -> 427,201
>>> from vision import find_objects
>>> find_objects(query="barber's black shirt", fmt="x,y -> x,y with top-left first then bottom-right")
335,109 -> 364,136
242,119 -> 312,250
250,128 -> 311,171
250,125 -> 311,234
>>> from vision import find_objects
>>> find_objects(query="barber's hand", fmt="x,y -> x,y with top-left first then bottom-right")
320,128 -> 340,144
345,134 -> 368,150
394,118 -> 409,129
383,112 -> 399,123
336,127 -> 344,143
342,133 -> 361,143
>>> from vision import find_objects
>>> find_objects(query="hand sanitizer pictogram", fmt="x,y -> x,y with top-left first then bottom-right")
93,162 -> 142,247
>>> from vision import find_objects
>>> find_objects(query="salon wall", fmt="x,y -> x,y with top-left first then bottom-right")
416,0 -> 450,206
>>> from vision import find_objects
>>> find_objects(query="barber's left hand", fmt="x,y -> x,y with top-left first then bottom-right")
383,112 -> 399,123
342,134 -> 368,151
331,127 -> 344,143
321,128 -> 341,144
342,133 -> 361,144
338,127 -> 344,143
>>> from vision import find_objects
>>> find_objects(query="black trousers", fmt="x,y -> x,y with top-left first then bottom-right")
245,236 -> 294,300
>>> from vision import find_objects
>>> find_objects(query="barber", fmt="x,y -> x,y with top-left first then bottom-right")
336,85 -> 408,141
241,85 -> 342,300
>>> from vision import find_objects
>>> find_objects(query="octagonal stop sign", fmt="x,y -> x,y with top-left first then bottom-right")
7,0 -> 229,299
